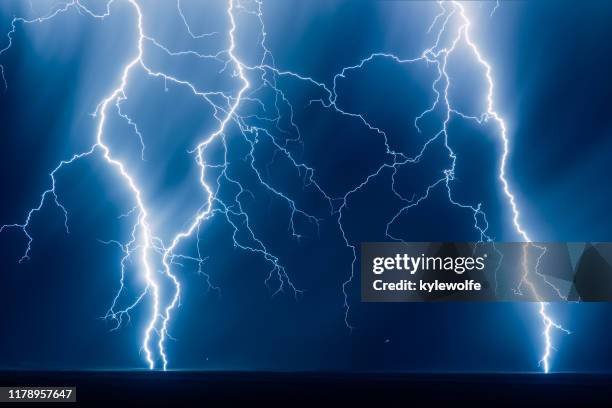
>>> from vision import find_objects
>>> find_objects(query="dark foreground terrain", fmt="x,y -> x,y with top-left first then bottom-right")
1,371 -> 611,406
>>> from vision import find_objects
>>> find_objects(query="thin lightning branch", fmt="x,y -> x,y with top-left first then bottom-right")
177,0 -> 218,40
490,0 -> 500,17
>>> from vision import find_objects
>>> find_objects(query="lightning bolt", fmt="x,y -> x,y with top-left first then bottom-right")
450,2 -> 570,373
260,0 -> 569,371
1,0 -> 321,370
0,0 -> 569,373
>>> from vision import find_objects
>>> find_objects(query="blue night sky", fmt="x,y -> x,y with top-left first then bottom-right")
1,0 -> 612,372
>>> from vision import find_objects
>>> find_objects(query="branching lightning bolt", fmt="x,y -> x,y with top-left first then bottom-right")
0,0 -> 569,373
1,0 -> 320,370
249,0 -> 569,371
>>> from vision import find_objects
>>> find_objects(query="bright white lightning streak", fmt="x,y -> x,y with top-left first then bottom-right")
0,0 -> 162,369
417,0 -> 570,373
154,0 -> 249,371
451,2 -> 570,373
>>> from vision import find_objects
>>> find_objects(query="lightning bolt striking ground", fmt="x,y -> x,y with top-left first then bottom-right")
0,0 -> 568,372
450,2 -> 570,373
0,0 -> 318,369
255,0 -> 569,371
